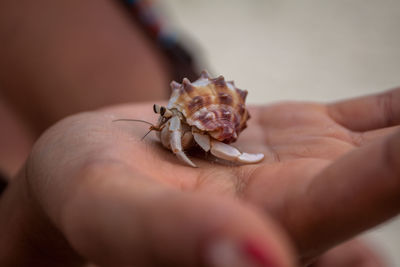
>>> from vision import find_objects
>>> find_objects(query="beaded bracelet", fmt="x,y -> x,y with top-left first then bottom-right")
119,0 -> 200,81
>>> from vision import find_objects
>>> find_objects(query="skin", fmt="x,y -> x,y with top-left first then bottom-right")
0,0 -> 170,136
0,89 -> 399,266
0,0 -> 170,176
311,239 -> 387,267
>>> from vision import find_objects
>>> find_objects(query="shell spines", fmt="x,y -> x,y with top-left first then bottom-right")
167,71 -> 250,143
213,75 -> 226,87
170,81 -> 181,91
200,70 -> 210,79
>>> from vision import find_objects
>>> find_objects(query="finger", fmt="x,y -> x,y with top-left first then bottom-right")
60,163 -> 295,267
327,88 -> 400,131
351,126 -> 400,146
311,239 -> 387,267
284,130 -> 400,263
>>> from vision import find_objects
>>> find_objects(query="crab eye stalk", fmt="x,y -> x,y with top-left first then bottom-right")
164,110 -> 172,117
153,104 -> 159,114
160,106 -> 166,116
153,104 -> 172,118
153,104 -> 165,115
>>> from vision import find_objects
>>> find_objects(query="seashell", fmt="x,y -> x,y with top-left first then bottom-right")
144,70 -> 264,167
114,70 -> 264,167
167,70 -> 250,144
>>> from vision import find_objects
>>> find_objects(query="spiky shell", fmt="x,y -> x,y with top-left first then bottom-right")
167,71 -> 250,143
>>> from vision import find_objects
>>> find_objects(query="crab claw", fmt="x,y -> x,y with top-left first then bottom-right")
192,130 -> 264,164
168,116 -> 197,167
237,152 -> 265,164
175,151 -> 197,168
210,140 -> 264,163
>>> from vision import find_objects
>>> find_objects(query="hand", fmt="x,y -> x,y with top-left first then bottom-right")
311,239 -> 387,267
1,88 -> 399,266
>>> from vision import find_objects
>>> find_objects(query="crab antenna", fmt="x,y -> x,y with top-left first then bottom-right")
112,119 -> 155,127
140,129 -> 154,141
113,119 -> 158,141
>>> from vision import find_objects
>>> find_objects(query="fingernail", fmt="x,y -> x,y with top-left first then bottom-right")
241,240 -> 278,266
206,239 -> 278,267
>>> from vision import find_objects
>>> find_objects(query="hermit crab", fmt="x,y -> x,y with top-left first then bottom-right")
147,70 -> 264,167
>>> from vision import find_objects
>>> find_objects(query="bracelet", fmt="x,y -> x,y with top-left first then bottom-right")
119,0 -> 200,81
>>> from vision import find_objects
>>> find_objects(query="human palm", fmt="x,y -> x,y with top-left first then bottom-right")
18,89 -> 400,266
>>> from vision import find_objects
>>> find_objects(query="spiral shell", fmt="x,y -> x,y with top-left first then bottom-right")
167,71 -> 250,143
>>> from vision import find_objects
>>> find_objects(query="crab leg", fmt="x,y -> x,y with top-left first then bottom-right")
192,130 -> 264,164
210,139 -> 264,164
192,131 -> 211,152
169,116 -> 197,167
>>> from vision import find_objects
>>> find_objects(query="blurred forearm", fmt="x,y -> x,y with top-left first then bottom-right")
0,0 -> 170,134
0,98 -> 33,176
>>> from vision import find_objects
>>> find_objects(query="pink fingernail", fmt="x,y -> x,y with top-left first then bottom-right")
206,239 -> 278,267
241,239 -> 278,267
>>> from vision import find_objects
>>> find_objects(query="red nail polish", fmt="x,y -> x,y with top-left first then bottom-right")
241,240 -> 278,267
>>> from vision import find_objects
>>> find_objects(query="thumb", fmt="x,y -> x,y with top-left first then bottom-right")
142,193 -> 294,267
61,167 -> 295,267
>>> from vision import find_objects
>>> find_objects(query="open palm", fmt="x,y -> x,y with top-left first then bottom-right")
21,88 -> 400,266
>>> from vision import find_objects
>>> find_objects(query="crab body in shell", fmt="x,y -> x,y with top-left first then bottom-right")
153,71 -> 264,167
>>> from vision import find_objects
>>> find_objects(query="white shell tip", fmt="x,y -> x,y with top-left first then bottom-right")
200,70 -> 210,78
170,81 -> 181,90
182,78 -> 191,84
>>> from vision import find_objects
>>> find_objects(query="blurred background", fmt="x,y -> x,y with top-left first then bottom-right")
163,0 -> 400,265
